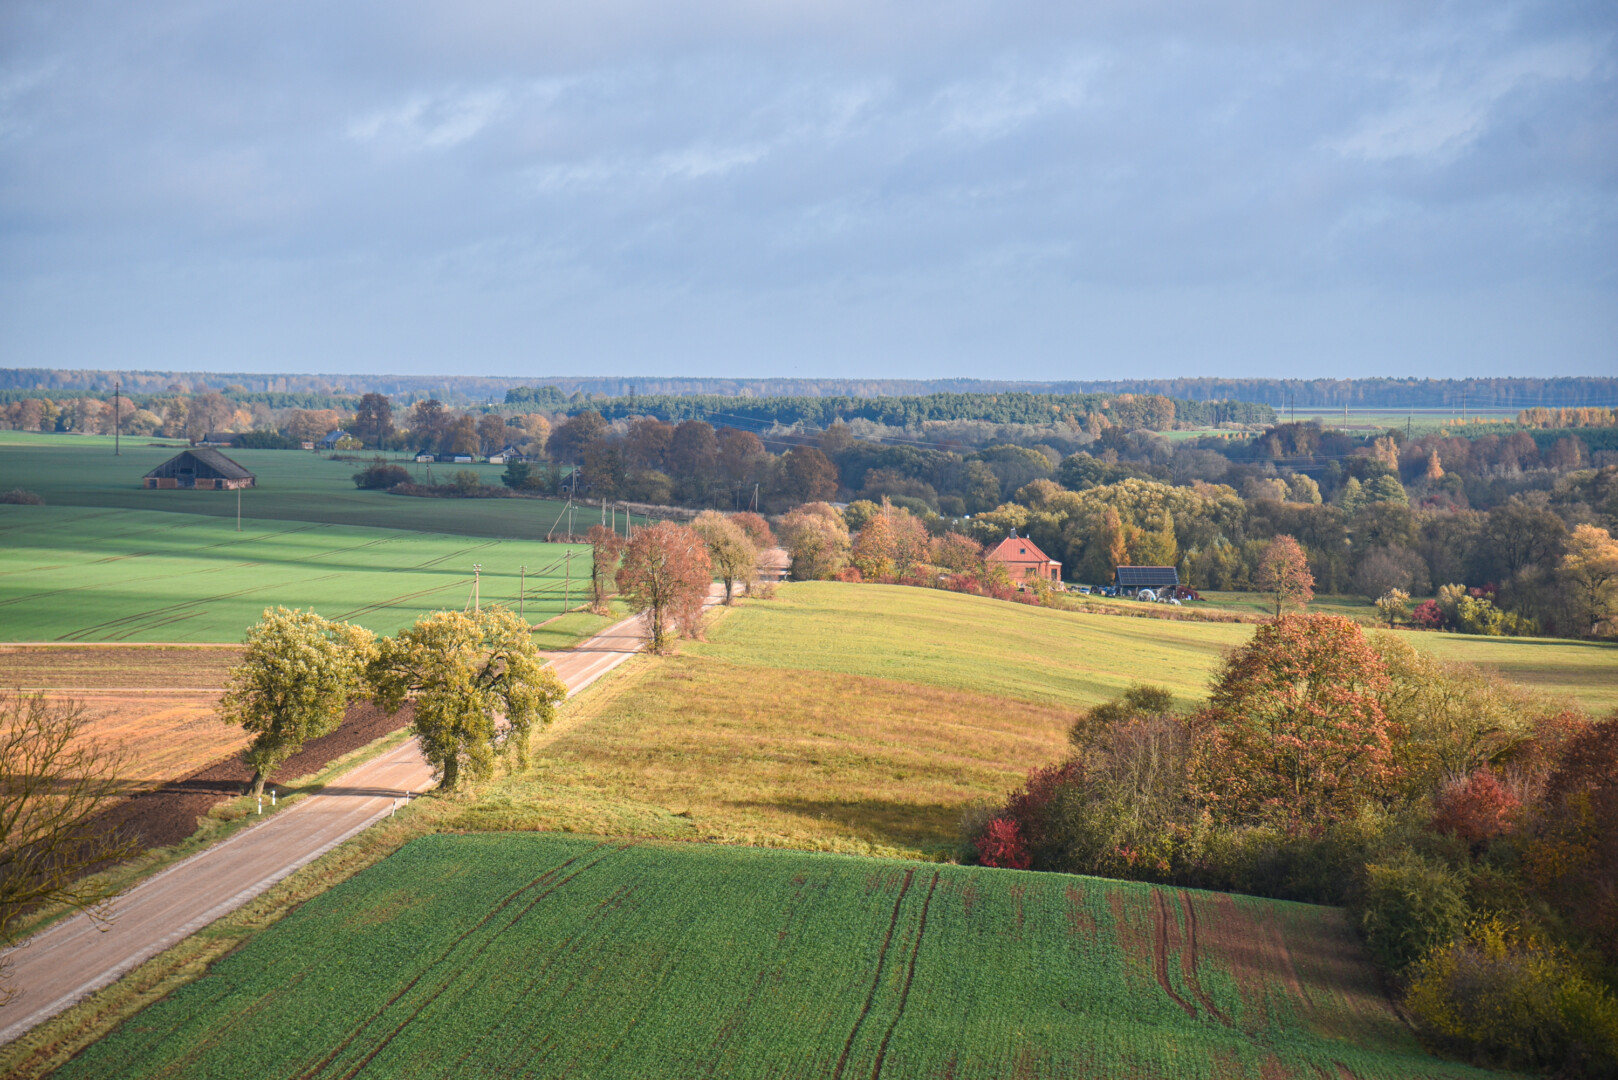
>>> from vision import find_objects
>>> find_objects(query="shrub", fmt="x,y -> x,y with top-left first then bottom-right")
1410,599 -> 1444,629
975,817 -> 1030,870
1358,849 -> 1470,974
0,488 -> 44,505
1430,769 -> 1519,848
352,463 -> 411,489
1405,919 -> 1618,1075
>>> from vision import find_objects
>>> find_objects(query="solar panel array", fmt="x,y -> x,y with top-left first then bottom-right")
1115,566 -> 1179,587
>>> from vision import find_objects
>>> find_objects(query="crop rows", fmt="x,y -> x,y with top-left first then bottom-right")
0,507 -> 590,641
56,835 -> 1501,1079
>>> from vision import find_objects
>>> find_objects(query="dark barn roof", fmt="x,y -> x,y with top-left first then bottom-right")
144,448 -> 256,482
1115,566 -> 1179,588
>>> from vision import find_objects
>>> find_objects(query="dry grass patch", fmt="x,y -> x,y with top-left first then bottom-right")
456,655 -> 1077,858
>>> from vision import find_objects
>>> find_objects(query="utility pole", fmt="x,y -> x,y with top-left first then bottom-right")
472,563 -> 482,614
236,488 -> 241,532
113,379 -> 121,456
1407,409 -> 1412,441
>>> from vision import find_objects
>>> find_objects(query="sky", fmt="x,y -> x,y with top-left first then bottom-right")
1,1 -> 1614,380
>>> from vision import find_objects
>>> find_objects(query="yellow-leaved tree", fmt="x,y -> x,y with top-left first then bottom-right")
368,608 -> 565,791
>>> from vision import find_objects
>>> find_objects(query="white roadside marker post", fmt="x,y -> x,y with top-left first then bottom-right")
257,795 -> 262,815
271,787 -> 277,807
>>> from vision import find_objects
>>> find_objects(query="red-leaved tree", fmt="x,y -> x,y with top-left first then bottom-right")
615,522 -> 712,653
1254,535 -> 1315,618
1431,769 -> 1520,847
1189,614 -> 1394,832
585,525 -> 626,615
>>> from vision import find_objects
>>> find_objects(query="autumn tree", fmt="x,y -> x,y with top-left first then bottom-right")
850,502 -> 929,581
0,693 -> 139,1001
1561,523 -> 1618,637
369,608 -> 565,791
1188,614 -> 1395,832
730,511 -> 775,552
352,393 -> 393,448
778,446 -> 840,505
586,524 -> 625,614
1254,534 -> 1314,617
691,511 -> 758,604
219,608 -> 376,797
778,502 -> 851,580
615,522 -> 713,652
1375,587 -> 1410,627
477,413 -> 509,455
1527,717 -> 1618,965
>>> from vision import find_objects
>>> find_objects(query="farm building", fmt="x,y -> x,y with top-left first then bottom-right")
986,533 -> 1062,584
1115,565 -> 1179,595
143,448 -> 256,490
316,430 -> 357,450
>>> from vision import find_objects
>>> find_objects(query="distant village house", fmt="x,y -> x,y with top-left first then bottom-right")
143,448 -> 256,490
986,533 -> 1062,584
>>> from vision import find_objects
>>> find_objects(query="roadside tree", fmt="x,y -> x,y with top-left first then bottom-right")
778,502 -> 850,580
730,511 -> 775,551
0,693 -> 139,1001
615,522 -> 713,652
691,511 -> 758,604
586,524 -> 626,614
220,608 -> 376,797
1254,534 -> 1314,617
369,608 -> 565,791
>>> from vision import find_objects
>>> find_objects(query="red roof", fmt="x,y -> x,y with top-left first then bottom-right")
986,535 -> 1060,566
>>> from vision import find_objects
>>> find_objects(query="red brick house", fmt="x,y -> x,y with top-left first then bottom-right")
986,533 -> 1062,584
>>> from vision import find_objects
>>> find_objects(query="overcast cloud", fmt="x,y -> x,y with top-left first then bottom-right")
1,1 -> 1613,378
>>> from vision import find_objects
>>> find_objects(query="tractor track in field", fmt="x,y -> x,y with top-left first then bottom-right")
289,844 -> 613,1080
319,844 -> 634,1080
833,868 -> 916,1080
1179,890 -> 1233,1027
870,870 -> 940,1079
1152,889 -> 1198,1019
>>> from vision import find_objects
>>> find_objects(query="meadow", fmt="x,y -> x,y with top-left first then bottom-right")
438,583 -> 1617,861
0,504 -> 595,642
0,431 -> 631,540
52,833 -> 1498,1080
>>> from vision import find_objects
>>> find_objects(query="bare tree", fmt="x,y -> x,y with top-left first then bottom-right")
0,693 -> 138,1002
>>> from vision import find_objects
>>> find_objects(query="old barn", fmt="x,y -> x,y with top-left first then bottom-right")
143,448 -> 256,490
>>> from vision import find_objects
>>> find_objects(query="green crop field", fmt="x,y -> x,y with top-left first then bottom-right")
52,834 -> 1496,1080
0,504 -> 597,642
0,431 -> 639,540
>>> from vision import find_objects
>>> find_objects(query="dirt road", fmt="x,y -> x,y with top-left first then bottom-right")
0,594 -> 712,1046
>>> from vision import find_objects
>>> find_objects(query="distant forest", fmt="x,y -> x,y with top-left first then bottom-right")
3,369 -> 1614,410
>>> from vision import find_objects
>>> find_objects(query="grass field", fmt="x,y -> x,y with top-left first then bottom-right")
695,583 -> 1618,713
0,505 -> 596,642
52,833 -> 1496,1080
433,583 -> 1618,861
0,431 -> 637,540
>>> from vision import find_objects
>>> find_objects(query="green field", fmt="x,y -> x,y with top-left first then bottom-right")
0,505 -> 594,642
53,834 -> 1495,1080
0,432 -> 631,540
694,583 -> 1618,714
